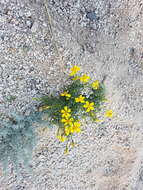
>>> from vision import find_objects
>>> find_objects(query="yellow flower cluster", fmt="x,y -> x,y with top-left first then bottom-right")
57,105 -> 82,142
69,66 -> 100,89
69,66 -> 90,83
57,99 -> 95,143
56,65 -> 114,146
75,95 -> 95,112
61,115 -> 81,135
64,122 -> 81,136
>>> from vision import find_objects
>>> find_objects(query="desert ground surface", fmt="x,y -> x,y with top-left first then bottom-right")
0,0 -> 143,189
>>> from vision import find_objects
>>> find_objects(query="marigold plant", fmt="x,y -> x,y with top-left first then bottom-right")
38,66 -> 113,153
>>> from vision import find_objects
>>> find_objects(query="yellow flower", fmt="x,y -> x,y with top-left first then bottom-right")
75,95 -> 85,103
61,106 -> 71,118
92,80 -> 100,90
80,74 -> 90,83
60,91 -> 71,100
70,66 -> 80,76
83,101 -> 94,112
64,121 -> 81,135
57,135 -> 67,142
72,122 -> 81,133
61,117 -> 74,126
105,110 -> 113,118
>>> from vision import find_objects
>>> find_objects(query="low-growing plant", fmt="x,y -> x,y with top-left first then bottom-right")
38,66 -> 113,154
0,112 -> 44,174
0,66 -> 113,173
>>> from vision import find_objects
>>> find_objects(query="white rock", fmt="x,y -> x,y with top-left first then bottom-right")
0,16 -> 6,23
25,11 -> 32,17
31,21 -> 39,32
18,10 -> 24,17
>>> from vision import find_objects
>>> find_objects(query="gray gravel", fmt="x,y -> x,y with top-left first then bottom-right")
0,0 -> 143,189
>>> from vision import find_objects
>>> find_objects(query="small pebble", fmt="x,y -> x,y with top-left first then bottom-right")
31,21 -> 39,32
86,11 -> 99,21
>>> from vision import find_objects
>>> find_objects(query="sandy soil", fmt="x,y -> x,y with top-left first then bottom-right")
0,0 -> 143,189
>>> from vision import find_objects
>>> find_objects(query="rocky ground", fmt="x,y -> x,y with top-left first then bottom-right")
0,0 -> 143,189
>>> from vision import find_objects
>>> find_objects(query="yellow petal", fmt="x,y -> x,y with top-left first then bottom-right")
105,110 -> 113,118
61,119 -> 66,123
91,102 -> 94,106
91,107 -> 94,110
